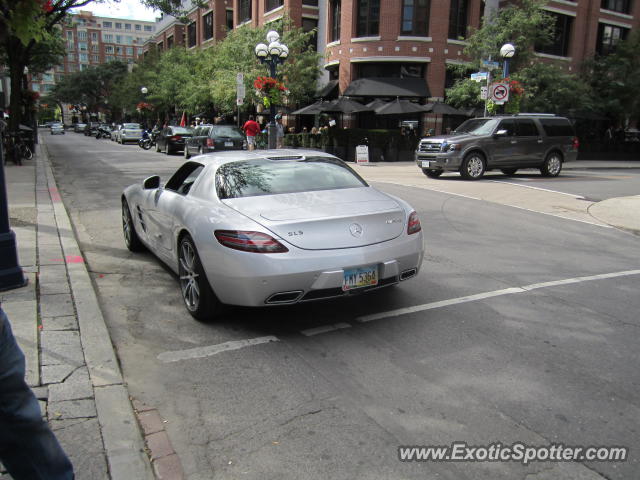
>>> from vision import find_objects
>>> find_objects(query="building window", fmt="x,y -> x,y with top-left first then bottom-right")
203,11 -> 214,40
167,35 -> 174,48
66,31 -> 73,40
103,33 -> 113,42
238,0 -> 252,23
157,41 -> 164,50
188,22 -> 197,47
115,35 -> 123,43
105,45 -> 114,53
401,0 -> 430,36
78,42 -> 88,51
302,18 -> 318,51
125,47 -> 133,55
79,53 -> 88,63
91,44 -> 99,52
67,53 -> 76,61
137,48 -> 143,55
91,55 -> 99,62
91,32 -> 98,41
601,0 -> 631,13
330,0 -> 341,42
115,46 -> 122,54
535,12 -> 572,57
66,41 -> 75,51
144,25 -> 153,32
115,22 -> 122,29
265,0 -> 283,11
105,55 -> 114,62
125,23 -> 131,30
303,0 -> 319,5
356,0 -> 380,37
596,23 -> 628,55
356,62 -> 425,78
226,10 -> 234,31
78,31 -> 87,40
103,21 -> 112,28
135,24 -> 141,31
448,0 -> 468,40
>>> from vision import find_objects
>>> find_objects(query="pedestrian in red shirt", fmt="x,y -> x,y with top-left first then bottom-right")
243,115 -> 260,151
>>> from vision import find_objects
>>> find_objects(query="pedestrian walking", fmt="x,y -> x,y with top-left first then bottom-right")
242,115 -> 260,151
276,117 -> 285,149
0,306 -> 75,480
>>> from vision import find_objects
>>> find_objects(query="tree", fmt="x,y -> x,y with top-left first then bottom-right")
581,30 -> 640,127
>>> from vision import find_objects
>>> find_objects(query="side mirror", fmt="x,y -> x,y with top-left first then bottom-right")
143,175 -> 161,189
494,129 -> 508,137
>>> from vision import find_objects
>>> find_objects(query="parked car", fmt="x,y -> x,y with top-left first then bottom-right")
111,124 -> 122,142
50,123 -> 65,135
117,123 -> 143,144
155,126 -> 194,155
73,123 -> 87,133
122,150 -> 424,320
184,124 -> 247,159
415,114 -> 579,180
84,122 -> 101,136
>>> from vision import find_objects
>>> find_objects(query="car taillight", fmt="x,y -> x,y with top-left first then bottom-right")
214,230 -> 289,253
572,136 -> 580,150
171,135 -> 182,141
206,138 -> 214,147
407,211 -> 421,235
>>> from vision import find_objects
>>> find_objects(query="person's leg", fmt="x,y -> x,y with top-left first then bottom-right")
0,309 -> 74,480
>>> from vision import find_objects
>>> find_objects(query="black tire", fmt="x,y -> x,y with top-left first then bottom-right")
540,152 -> 563,177
184,145 -> 191,159
460,152 -> 486,180
422,168 -> 443,178
165,143 -> 172,155
142,139 -> 152,150
178,235 -> 222,321
22,146 -> 33,160
122,199 -> 145,252
501,168 -> 518,176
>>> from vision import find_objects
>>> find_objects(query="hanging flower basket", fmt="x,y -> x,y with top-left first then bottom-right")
254,76 -> 289,108
136,101 -> 154,112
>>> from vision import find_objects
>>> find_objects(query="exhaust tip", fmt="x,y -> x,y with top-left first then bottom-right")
400,268 -> 417,281
265,291 -> 303,304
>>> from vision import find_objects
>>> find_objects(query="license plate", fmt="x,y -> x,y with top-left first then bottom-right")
421,160 -> 432,168
342,265 -> 378,291
225,141 -> 233,147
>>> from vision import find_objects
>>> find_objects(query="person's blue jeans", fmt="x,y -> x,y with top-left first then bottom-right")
0,307 -> 74,479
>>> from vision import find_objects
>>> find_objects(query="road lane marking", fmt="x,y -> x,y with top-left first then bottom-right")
487,180 -> 586,199
504,204 -> 612,228
356,269 -> 640,323
301,323 -> 352,336
157,336 -> 279,363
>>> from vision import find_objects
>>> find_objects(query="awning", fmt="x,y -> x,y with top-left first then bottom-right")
315,80 -> 339,99
343,77 -> 429,98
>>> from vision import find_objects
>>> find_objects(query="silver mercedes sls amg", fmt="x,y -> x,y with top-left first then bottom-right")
121,149 -> 424,320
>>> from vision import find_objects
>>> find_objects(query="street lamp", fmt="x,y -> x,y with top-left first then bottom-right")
140,86 -> 148,95
255,30 -> 289,149
500,43 -> 515,78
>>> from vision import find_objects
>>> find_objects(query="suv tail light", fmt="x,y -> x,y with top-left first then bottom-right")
214,230 -> 289,253
170,135 -> 182,141
572,136 -> 579,150
407,211 -> 421,235
206,138 -> 214,147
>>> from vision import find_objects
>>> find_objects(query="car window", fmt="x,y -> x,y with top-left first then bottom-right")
172,127 -> 193,135
216,157 -> 368,199
515,119 -> 539,136
212,126 -> 244,139
453,118 -> 499,136
165,162 -> 205,194
123,123 -> 140,129
539,118 -> 574,137
497,120 -> 516,136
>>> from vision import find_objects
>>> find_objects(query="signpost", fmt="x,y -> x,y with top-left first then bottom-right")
236,73 -> 244,127
490,82 -> 509,104
471,72 -> 488,82
356,145 -> 369,165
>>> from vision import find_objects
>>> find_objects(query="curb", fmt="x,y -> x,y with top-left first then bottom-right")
39,143 -> 154,479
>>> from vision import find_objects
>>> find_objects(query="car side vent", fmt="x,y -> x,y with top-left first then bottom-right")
266,156 -> 304,161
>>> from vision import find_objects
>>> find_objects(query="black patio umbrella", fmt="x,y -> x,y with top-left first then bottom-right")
422,102 -> 468,116
365,98 -> 389,109
374,99 -> 425,115
291,100 -> 331,115
320,97 -> 372,114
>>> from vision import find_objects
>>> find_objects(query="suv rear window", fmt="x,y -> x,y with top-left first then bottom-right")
539,118 -> 574,137
211,126 -> 244,139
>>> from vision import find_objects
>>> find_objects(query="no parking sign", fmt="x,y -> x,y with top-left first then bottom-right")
490,83 -> 510,104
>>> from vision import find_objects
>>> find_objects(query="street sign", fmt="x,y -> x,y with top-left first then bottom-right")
356,145 -> 369,164
236,72 -> 243,85
236,97 -> 244,106
480,86 -> 488,100
482,60 -> 500,69
471,72 -> 488,82
490,82 -> 509,103
236,84 -> 246,99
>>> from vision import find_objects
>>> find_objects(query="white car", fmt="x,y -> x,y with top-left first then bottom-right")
50,123 -> 65,135
122,150 -> 424,320
118,123 -> 143,144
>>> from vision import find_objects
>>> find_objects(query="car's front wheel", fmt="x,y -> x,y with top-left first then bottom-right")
422,168 -> 443,178
540,152 -> 563,177
178,235 -> 221,321
460,152 -> 486,180
122,199 -> 145,252
184,145 -> 191,159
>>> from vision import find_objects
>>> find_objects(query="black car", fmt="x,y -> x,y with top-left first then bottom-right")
155,126 -> 194,155
184,124 -> 246,158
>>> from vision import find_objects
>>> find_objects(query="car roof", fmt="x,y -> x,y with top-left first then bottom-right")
190,149 -> 338,168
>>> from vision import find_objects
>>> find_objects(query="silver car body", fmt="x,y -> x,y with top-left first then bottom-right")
50,124 -> 65,135
119,123 -> 143,143
122,150 -> 424,307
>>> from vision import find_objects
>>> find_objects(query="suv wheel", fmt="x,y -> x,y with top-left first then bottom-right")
501,168 -> 518,176
422,168 -> 443,178
460,152 -> 486,180
541,152 -> 562,177
184,145 -> 191,159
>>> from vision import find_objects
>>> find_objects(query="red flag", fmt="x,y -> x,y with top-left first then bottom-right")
179,111 -> 186,127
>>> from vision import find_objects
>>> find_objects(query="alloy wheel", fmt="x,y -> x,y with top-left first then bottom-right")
179,241 -> 200,312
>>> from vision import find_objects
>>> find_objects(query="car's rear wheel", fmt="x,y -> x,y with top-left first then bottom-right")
122,199 -> 145,252
165,143 -> 172,155
460,152 -> 486,180
422,168 -> 443,178
501,168 -> 518,176
178,235 -> 221,321
184,145 -> 190,159
540,152 -> 562,177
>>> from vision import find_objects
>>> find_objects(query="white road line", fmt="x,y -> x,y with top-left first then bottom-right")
487,180 -> 586,199
301,323 -> 352,336
157,336 -> 279,363
374,181 -> 481,201
503,204 -> 613,228
356,269 -> 640,323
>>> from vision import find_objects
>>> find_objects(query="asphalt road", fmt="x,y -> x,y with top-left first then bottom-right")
45,132 -> 640,480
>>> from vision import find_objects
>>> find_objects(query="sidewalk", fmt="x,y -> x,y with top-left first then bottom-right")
1,145 -> 153,480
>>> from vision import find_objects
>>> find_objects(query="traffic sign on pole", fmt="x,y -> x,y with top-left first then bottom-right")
490,82 -> 509,103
